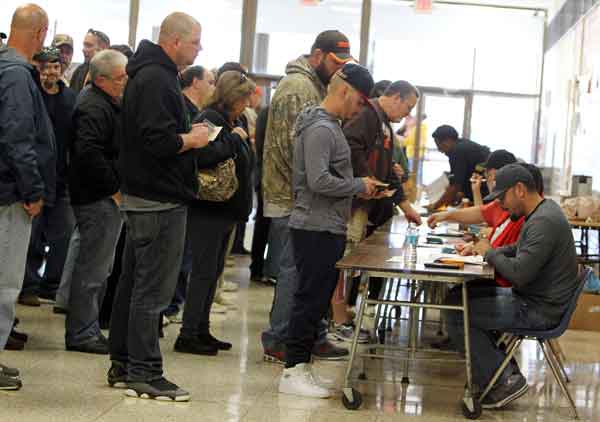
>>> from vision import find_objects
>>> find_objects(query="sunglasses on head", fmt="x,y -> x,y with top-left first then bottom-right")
88,28 -> 110,46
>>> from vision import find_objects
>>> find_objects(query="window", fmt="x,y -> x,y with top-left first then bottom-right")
1,1 -> 129,64
137,0 -> 242,70
370,1 -> 544,94
254,0 -> 361,75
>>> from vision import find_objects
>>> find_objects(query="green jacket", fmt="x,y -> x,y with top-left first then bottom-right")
262,55 -> 326,217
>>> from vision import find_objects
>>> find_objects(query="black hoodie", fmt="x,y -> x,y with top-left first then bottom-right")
119,40 -> 197,204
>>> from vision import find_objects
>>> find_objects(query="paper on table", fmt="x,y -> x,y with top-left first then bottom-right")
387,256 -> 405,263
428,253 -> 484,266
424,173 -> 450,204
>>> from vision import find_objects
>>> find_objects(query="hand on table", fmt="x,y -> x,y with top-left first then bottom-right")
404,206 -> 422,226
472,238 -> 492,256
455,242 -> 474,256
427,212 -> 447,229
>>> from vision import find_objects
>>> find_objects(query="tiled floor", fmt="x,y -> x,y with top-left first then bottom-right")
2,257 -> 600,421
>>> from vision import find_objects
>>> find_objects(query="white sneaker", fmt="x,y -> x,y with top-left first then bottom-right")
312,372 -> 336,390
210,302 -> 228,314
222,281 -> 239,292
214,293 -> 238,309
162,315 -> 170,327
279,363 -> 331,398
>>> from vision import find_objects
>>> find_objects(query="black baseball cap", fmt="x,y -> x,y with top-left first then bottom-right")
484,149 -> 517,170
337,63 -> 374,98
0,32 -> 6,40
484,163 -> 535,202
312,30 -> 353,63
432,125 -> 459,142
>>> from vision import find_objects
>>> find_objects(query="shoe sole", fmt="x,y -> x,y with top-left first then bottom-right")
174,347 -> 218,356
65,346 -> 109,355
312,354 -> 349,361
108,381 -> 128,389
263,354 -> 284,365
278,384 -> 331,399
482,383 -> 529,409
124,389 -> 190,402
0,384 -> 22,391
329,332 -> 370,344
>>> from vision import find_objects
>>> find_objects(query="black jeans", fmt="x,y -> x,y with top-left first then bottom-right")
21,195 -> 75,297
109,206 -> 186,382
179,209 -> 235,338
286,229 -> 346,367
250,191 -> 271,278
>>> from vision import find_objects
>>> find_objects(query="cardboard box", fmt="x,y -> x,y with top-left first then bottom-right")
569,293 -> 600,331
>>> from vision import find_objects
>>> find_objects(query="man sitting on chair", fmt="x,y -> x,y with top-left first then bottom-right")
447,163 -> 578,409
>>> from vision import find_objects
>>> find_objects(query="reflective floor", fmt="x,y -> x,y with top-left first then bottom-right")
2,257 -> 600,422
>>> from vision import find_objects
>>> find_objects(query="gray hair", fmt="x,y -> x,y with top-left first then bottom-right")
383,80 -> 420,100
89,49 -> 127,82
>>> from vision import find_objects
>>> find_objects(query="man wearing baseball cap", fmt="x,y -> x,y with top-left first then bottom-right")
428,124 -> 490,211
446,163 -> 578,409
261,30 -> 355,363
51,34 -> 74,77
279,63 -> 378,399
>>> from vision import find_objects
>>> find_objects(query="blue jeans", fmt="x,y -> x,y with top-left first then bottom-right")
261,217 -> 327,349
21,195 -> 76,297
164,236 -> 192,317
446,285 -> 556,389
109,206 -> 186,382
65,198 -> 122,345
55,226 -> 80,310
0,203 -> 32,349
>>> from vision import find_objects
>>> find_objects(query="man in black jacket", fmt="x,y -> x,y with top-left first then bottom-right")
108,12 -> 209,402
65,49 -> 127,355
20,48 -> 77,308
0,4 -> 53,391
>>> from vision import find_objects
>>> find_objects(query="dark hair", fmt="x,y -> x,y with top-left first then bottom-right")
217,62 -> 248,80
384,80 -> 420,99
370,80 -> 391,98
87,28 -> 110,47
519,163 -> 544,195
181,65 -> 206,89
109,44 -> 133,59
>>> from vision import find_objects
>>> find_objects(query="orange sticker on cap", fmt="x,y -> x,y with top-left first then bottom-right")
336,41 -> 350,49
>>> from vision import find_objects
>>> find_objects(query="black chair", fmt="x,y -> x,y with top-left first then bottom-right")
477,267 -> 593,419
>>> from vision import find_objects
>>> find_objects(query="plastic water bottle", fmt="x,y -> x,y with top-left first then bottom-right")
403,225 -> 419,266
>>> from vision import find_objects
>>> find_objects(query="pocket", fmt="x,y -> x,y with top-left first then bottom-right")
128,212 -> 159,245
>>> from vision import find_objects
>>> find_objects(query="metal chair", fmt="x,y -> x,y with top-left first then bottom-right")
478,267 -> 593,419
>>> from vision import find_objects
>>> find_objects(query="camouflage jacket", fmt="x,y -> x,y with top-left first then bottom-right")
262,55 -> 326,217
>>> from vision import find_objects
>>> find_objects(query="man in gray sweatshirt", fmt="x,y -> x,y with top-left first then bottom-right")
447,164 -> 578,410
278,63 -> 377,399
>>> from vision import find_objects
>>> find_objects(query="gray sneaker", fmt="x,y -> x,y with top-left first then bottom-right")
330,322 -> 370,344
125,378 -> 190,402
482,373 -> 528,409
0,373 -> 22,390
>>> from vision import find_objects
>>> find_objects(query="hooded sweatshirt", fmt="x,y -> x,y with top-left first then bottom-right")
289,106 -> 366,235
262,55 -> 326,218
0,46 -> 56,207
119,40 -> 197,204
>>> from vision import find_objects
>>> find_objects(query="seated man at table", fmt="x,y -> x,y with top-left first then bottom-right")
446,163 -> 578,409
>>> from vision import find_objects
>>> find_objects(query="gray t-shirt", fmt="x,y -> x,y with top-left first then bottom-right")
120,194 -> 180,212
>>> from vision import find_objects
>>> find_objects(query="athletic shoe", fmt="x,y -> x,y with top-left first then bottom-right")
221,281 -> 239,292
10,328 -> 28,343
482,373 -> 529,409
125,377 -> 190,402
0,373 -> 22,391
210,302 -> 228,314
198,333 -> 232,351
174,336 -> 218,356
330,322 -> 370,344
312,340 -> 349,361
4,335 -> 24,351
107,362 -> 128,388
279,363 -> 331,398
0,364 -> 19,378
263,344 -> 285,365
214,292 -> 238,309
66,338 -> 109,355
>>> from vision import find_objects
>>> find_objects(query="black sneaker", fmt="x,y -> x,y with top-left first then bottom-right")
125,377 -> 190,402
312,340 -> 349,361
10,328 -> 28,343
107,362 -> 128,388
0,373 -> 22,391
0,364 -> 19,378
4,335 -> 24,351
482,373 -> 529,409
174,336 -> 218,356
53,306 -> 68,315
66,338 -> 109,355
199,333 -> 232,351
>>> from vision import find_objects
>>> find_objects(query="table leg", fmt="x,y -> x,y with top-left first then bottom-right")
461,281 -> 480,417
344,272 -> 369,390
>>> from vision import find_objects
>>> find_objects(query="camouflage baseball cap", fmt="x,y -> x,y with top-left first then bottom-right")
52,34 -> 73,48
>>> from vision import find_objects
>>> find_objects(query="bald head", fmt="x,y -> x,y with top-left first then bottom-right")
8,3 -> 48,61
11,3 -> 48,31
158,12 -> 200,44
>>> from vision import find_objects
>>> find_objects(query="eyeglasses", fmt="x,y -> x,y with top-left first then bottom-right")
88,28 -> 110,46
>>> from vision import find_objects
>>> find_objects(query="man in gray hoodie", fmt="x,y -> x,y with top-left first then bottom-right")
0,3 -> 53,391
279,63 -> 377,399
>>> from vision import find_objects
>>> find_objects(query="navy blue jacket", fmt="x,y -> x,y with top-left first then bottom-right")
0,46 -> 56,206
